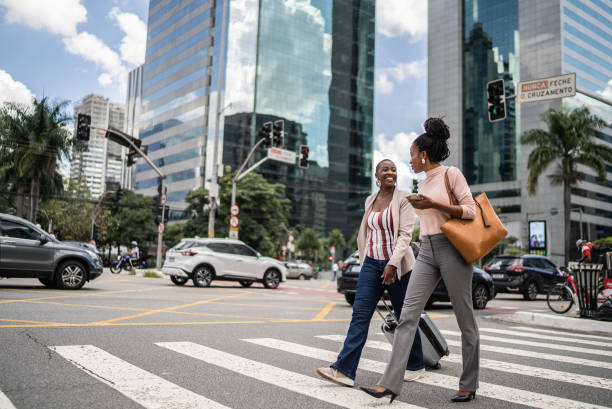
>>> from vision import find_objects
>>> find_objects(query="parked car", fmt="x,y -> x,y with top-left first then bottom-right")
283,261 -> 313,279
0,213 -> 103,289
484,254 -> 562,300
337,260 -> 494,309
162,238 -> 287,288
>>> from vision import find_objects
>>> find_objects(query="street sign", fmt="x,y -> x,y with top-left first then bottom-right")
230,216 -> 239,228
230,204 -> 240,216
229,229 -> 238,239
267,147 -> 296,165
158,223 -> 164,234
517,73 -> 576,104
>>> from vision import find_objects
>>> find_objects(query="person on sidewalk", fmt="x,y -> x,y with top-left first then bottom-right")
360,117 -> 479,403
331,262 -> 339,280
316,159 -> 425,387
576,239 -> 593,264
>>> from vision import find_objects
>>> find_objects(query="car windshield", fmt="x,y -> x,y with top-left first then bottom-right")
487,257 -> 521,270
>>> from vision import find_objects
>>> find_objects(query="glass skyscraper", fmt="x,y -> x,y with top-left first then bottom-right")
136,0 -> 374,236
428,0 -> 611,265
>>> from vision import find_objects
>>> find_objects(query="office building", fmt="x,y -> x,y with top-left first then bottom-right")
123,65 -> 144,190
428,0 -> 612,264
71,94 -> 126,198
136,0 -> 375,236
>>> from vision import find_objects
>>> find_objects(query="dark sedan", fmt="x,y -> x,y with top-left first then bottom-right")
337,261 -> 494,309
484,254 -> 562,300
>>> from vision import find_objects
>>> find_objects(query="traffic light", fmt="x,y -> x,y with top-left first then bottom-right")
259,121 -> 273,148
299,145 -> 309,169
92,224 -> 99,240
486,79 -> 506,122
273,120 -> 284,147
76,113 -> 91,141
157,205 -> 169,224
126,138 -> 142,167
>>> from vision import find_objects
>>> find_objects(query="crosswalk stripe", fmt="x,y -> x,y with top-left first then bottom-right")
316,335 -> 612,390
511,326 -> 612,341
442,330 -> 607,356
0,390 -> 17,409
479,327 -> 612,348
49,345 -> 230,409
156,341 -> 424,409
246,338 -> 607,409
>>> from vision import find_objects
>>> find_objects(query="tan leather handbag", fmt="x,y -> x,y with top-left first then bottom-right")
440,170 -> 508,264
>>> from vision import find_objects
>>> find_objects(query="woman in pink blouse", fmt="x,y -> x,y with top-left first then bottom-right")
361,117 -> 480,403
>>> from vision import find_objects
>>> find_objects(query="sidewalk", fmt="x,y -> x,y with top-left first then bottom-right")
485,310 -> 612,336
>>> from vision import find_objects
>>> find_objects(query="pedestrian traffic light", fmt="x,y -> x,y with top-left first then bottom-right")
486,79 -> 506,122
299,145 -> 309,169
259,121 -> 273,148
76,113 -> 91,141
273,120 -> 284,147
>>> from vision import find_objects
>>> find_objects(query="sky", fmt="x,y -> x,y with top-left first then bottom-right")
0,0 -> 427,191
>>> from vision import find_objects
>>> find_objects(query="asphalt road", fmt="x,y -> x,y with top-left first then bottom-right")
1,272 -> 610,409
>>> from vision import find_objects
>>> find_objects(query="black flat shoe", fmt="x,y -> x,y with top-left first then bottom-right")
451,391 -> 476,402
360,386 -> 398,403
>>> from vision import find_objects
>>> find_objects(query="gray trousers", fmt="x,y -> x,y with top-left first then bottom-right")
377,233 -> 480,394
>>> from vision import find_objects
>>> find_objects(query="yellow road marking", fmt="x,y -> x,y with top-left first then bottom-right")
0,318 -> 68,325
319,282 -> 335,289
312,302 -> 337,321
0,286 -> 173,304
88,291 -> 251,325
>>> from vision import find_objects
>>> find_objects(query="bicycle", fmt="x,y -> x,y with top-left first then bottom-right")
547,266 -> 611,314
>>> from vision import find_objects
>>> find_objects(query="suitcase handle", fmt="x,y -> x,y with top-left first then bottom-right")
375,291 -> 397,323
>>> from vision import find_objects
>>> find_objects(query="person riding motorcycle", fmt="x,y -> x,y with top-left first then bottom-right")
128,241 -> 140,268
576,239 -> 593,264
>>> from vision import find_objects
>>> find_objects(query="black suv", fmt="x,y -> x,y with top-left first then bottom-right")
337,259 -> 494,309
0,213 -> 103,289
485,255 -> 561,300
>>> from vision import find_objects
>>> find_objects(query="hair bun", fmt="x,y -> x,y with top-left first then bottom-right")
424,117 -> 450,141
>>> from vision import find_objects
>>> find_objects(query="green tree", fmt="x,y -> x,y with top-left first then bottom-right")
164,223 -> 185,249
347,228 -> 359,251
115,190 -> 157,248
296,228 -> 320,261
181,187 -> 210,238
0,98 -> 75,221
520,105 -> 612,263
327,229 -> 346,261
216,171 -> 291,256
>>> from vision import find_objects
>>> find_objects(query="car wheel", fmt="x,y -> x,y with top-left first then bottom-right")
472,284 -> 489,309
170,276 -> 188,286
298,274 -> 306,280
523,281 -> 538,301
55,261 -> 87,290
263,269 -> 281,289
239,280 -> 253,287
192,266 -> 213,287
38,278 -> 57,288
344,293 -> 355,305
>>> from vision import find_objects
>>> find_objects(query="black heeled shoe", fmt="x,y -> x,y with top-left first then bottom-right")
451,391 -> 476,402
359,386 -> 398,403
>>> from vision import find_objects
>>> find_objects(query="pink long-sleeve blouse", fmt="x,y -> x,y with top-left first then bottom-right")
416,165 -> 476,236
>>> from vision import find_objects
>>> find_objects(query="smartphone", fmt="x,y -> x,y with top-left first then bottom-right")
408,193 -> 421,201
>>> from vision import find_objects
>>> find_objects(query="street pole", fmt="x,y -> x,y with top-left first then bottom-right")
157,181 -> 166,269
208,0 -> 230,238
571,207 -> 588,241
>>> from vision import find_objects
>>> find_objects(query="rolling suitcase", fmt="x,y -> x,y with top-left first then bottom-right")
376,296 -> 449,369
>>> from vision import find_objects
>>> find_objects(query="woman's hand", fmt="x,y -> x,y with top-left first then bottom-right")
408,194 -> 437,210
381,264 -> 397,285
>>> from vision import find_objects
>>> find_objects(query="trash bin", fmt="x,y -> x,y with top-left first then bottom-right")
571,263 -> 603,318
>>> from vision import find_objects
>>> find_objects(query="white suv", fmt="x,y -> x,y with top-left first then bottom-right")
162,238 -> 287,289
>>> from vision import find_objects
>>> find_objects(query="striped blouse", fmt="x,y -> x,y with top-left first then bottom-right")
366,204 -> 394,260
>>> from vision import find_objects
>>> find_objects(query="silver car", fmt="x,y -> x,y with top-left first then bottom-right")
162,238 -> 287,288
284,261 -> 313,279
0,213 -> 103,289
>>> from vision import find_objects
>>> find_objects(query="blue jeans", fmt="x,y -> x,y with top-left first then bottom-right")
331,256 -> 424,380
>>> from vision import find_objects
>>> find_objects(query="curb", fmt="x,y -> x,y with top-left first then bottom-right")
485,311 -> 612,336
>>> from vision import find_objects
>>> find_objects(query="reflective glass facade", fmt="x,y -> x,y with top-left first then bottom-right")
138,0 -> 374,236
462,0 -> 520,185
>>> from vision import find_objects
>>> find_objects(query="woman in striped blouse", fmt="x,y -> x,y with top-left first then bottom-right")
316,159 -> 424,387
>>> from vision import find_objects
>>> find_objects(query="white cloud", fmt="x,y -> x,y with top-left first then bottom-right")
376,59 -> 427,95
108,7 -> 146,66
0,0 -> 86,36
373,131 -> 420,191
376,0 -> 427,40
0,69 -> 35,106
63,31 -> 128,88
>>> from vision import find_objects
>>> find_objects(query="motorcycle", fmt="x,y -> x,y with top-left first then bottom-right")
110,254 -> 147,274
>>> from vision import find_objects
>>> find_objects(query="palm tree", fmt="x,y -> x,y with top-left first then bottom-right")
0,97 -> 73,221
520,104 -> 612,263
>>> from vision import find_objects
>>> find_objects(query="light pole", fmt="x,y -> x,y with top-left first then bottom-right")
571,207 -> 589,241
